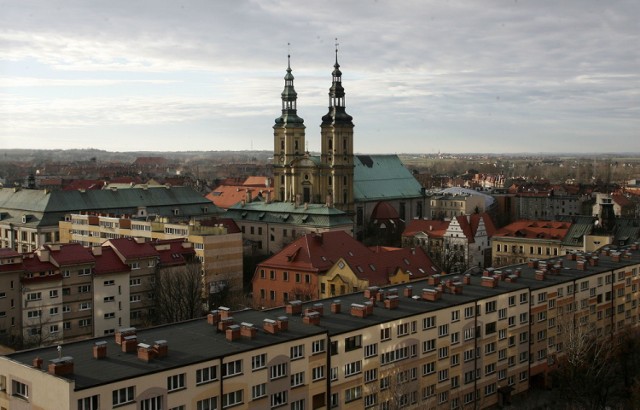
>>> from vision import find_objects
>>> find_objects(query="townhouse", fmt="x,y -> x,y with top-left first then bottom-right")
1,242 -> 640,410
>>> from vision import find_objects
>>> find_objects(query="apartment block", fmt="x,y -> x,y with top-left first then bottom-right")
59,213 -> 243,292
3,242 -> 638,409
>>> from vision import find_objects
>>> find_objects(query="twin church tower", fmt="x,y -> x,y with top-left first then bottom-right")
272,45 -> 355,215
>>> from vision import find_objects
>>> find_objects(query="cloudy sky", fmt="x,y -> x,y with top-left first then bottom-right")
1,0 -> 638,154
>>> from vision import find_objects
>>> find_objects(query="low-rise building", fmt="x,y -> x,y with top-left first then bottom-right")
492,220 -> 571,267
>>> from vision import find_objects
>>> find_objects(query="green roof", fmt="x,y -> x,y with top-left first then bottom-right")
354,154 -> 423,201
226,201 -> 353,228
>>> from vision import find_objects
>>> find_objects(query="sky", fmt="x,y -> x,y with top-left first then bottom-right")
1,0 -> 639,154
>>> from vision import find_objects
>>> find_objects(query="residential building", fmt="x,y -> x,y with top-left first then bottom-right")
0,186 -> 219,253
3,244 -> 639,410
59,213 -> 243,292
429,190 -> 487,219
252,231 -> 437,308
592,193 -> 636,219
492,220 -> 571,267
0,249 -> 22,346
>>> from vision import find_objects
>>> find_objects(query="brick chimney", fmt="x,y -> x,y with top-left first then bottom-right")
137,343 -> 154,362
384,295 -> 399,310
153,340 -> 168,358
241,322 -> 257,339
404,286 -> 413,298
276,316 -> 289,331
285,300 -> 303,315
422,288 -> 442,301
207,310 -> 221,326
93,341 -> 107,359
350,303 -> 368,318
331,300 -> 342,314
121,335 -> 138,353
115,327 -> 136,345
226,325 -> 241,341
33,356 -> 43,369
48,357 -> 74,376
303,311 -> 321,325
263,318 -> 278,334
481,276 -> 498,288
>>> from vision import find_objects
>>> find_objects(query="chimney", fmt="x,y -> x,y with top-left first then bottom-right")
295,194 -> 302,207
403,286 -> 413,298
276,316 -> 289,331
463,274 -> 471,285
364,300 -> 374,315
505,274 -> 518,283
219,306 -> 231,319
535,270 -> 546,280
218,317 -> 234,332
48,357 -> 74,376
576,260 -> 587,271
527,259 -> 539,269
93,341 -> 107,359
589,256 -> 599,266
364,286 -> 379,299
350,303 -> 368,318
311,303 -> 324,317
611,252 -> 621,263
428,275 -> 441,286
121,335 -> 138,353
226,325 -> 241,341
33,356 -> 43,369
326,194 -> 333,208
384,295 -> 400,310
331,300 -> 342,314
263,318 -> 278,334
481,276 -> 498,288
153,340 -> 168,358
265,190 -> 271,204
207,310 -> 221,326
422,288 -> 442,301
245,189 -> 252,204
566,252 -> 577,261
91,246 -> 102,256
137,343 -> 154,362
241,322 -> 257,339
303,310 -> 321,325
115,327 -> 136,345
285,300 -> 302,315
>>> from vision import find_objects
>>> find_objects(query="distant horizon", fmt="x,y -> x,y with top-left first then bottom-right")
2,1 -> 639,153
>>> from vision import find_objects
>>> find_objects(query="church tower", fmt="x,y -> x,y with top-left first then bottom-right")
320,41 -> 355,214
273,53 -> 305,202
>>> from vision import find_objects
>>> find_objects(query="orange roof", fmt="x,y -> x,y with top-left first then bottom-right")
205,185 -> 274,209
243,176 -> 271,187
493,220 -> 571,240
612,194 -> 634,208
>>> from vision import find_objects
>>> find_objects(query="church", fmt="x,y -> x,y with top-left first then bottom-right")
272,46 -> 355,215
270,46 -> 426,241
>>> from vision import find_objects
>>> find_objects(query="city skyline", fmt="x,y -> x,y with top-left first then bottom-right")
1,0 -> 638,154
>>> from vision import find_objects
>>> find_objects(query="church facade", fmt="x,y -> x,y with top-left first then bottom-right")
272,48 -> 355,215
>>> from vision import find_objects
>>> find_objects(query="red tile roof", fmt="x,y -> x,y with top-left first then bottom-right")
153,239 -> 195,267
243,176 -> 271,187
402,220 -> 450,238
371,201 -> 400,220
22,255 -> 60,284
612,194 -> 634,208
94,247 -> 130,275
63,179 -> 106,191
259,231 -> 437,286
106,238 -> 159,260
46,243 -> 95,266
205,185 -> 274,209
0,249 -> 20,258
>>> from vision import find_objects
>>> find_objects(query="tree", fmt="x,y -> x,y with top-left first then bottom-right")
151,262 -> 205,325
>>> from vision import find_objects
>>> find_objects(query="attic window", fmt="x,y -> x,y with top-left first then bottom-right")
369,264 -> 376,271
403,258 -> 410,265
357,266 -> 364,273
258,212 -> 266,219
241,212 -> 248,218
301,215 -> 309,222
348,251 -> 354,256
173,209 -> 180,216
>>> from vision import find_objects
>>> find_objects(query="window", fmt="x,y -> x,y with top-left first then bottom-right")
438,369 -> 449,382
485,342 -> 496,355
423,361 -> 435,375
104,312 -> 115,319
397,323 -> 410,337
312,365 -> 325,381
222,390 -> 243,408
13,380 -> 28,399
311,339 -> 325,353
520,293 -> 528,304
130,278 -> 141,286
223,359 -> 242,378
485,363 -> 496,375
197,397 -> 218,410
49,289 -> 58,298
364,368 -> 378,383
464,328 -> 475,341
167,373 -> 185,392
79,319 -> 92,327
112,386 -> 135,406
345,335 -> 363,351
291,371 -> 305,387
464,349 -> 474,362
290,344 -> 304,359
438,324 -> 449,337
270,363 -> 288,380
330,367 -> 338,381
464,306 -> 475,318
271,391 -> 287,408
451,310 -> 460,321
130,295 -> 141,303
423,338 -> 436,353
438,346 -> 449,359
77,395 -> 99,410
498,308 -> 507,320
196,365 -> 218,384
364,343 -> 378,358
79,302 -> 91,311
252,383 -> 266,400
485,301 -> 497,313
380,327 -> 391,340
251,354 -> 266,370
78,285 -> 91,293
344,361 -> 362,377
520,312 -> 528,324
26,292 -> 42,301
344,386 -> 362,403
423,316 -> 436,329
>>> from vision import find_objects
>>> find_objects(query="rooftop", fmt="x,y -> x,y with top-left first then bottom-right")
6,243 -> 640,391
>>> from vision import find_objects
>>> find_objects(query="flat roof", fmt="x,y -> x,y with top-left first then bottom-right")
5,245 -> 640,391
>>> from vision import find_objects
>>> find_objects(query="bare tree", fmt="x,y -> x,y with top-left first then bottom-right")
151,261 -> 205,325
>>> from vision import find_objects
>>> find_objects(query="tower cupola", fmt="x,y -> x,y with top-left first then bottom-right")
275,53 -> 304,127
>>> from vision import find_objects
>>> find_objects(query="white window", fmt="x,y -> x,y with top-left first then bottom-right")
49,290 -> 58,298
364,368 -> 378,383
290,371 -> 304,387
270,391 -> 287,408
451,310 -> 460,321
291,399 -> 305,410
397,323 -> 410,336
130,278 -> 141,286
27,310 -> 41,319
344,386 -> 362,403
380,327 -> 391,340
130,295 -> 141,303
364,343 -> 377,358
197,397 -> 217,410
312,365 -> 325,381
223,359 -> 242,378
167,373 -> 185,392
112,386 -> 135,406
141,396 -> 162,410
270,363 -> 287,380
223,390 -> 243,408
13,380 -> 28,399
104,312 -> 115,319
311,338 -> 325,353
464,306 -> 475,318
423,339 -> 436,353
77,395 -> 99,410
251,353 -> 266,370
423,316 -> 436,329
252,383 -> 266,400
79,302 -> 91,311
290,344 -> 304,359
344,361 -> 362,377
438,324 -> 449,337
27,292 -> 42,301
78,285 -> 91,293
196,365 -> 218,384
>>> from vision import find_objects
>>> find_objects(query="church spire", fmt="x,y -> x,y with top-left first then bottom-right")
322,39 -> 352,125
275,44 -> 304,127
